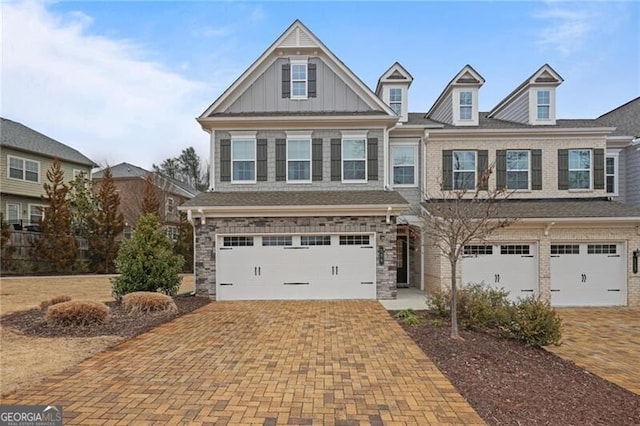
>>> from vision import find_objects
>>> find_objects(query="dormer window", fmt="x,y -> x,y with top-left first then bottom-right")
459,92 -> 473,120
291,61 -> 307,98
537,90 -> 550,120
281,59 -> 316,99
389,88 -> 402,116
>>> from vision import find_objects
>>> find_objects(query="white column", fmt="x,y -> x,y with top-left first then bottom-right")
209,130 -> 216,191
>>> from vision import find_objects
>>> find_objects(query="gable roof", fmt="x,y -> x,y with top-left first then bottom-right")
199,20 -> 396,119
93,162 -> 198,198
426,65 -> 485,118
487,64 -> 563,118
596,97 -> 640,138
375,62 -> 414,95
1,117 -> 96,167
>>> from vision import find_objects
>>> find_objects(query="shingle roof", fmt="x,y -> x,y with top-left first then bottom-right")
422,198 -> 640,219
422,113 -> 606,130
183,190 -> 408,208
1,117 -> 96,167
596,97 -> 640,137
93,162 -> 199,198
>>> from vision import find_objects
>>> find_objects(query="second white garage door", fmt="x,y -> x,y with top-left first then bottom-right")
461,243 -> 538,302
216,234 -> 376,300
550,243 -> 626,306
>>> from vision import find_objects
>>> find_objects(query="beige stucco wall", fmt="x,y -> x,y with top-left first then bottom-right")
424,134 -> 608,199
424,221 -> 640,307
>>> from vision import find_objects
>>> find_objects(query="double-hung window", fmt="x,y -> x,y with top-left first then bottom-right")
291,60 -> 308,99
389,88 -> 402,116
605,154 -> 618,195
568,149 -> 591,189
287,138 -> 311,182
8,156 -> 39,182
391,145 -> 416,186
537,90 -> 550,120
453,151 -> 476,190
231,138 -> 256,182
342,138 -> 367,181
166,197 -> 175,215
459,91 -> 473,120
506,150 -> 530,190
6,203 -> 20,224
29,205 -> 44,225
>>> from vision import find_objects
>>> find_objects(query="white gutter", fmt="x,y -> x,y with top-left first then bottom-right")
178,203 -> 409,218
428,126 -> 616,138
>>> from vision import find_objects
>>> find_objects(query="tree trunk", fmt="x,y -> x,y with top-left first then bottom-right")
450,257 -> 459,339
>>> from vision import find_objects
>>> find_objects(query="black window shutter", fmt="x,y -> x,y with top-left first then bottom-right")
275,139 -> 286,181
257,139 -> 267,181
308,63 -> 317,98
220,139 -> 231,182
531,149 -> 542,190
281,64 -> 291,99
330,138 -> 341,181
442,150 -> 452,190
312,138 -> 323,181
477,150 -> 489,190
558,149 -> 569,190
367,138 -> 378,181
496,150 -> 506,189
593,148 -> 605,190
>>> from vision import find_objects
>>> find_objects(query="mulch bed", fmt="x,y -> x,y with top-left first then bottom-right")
396,311 -> 640,426
1,295 -> 210,338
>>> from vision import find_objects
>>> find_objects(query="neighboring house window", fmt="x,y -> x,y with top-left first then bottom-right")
73,169 -> 84,179
123,225 -> 132,239
506,150 -> 530,190
459,91 -> 472,120
166,197 -> 175,215
8,156 -> 39,182
291,61 -> 308,99
606,154 -> 618,195
287,138 -> 311,182
342,138 -> 367,181
6,203 -> 20,224
568,149 -> 591,189
537,90 -> 550,120
166,226 -> 178,241
29,204 -> 45,225
231,138 -> 256,182
389,88 -> 402,116
391,145 -> 416,186
453,150 -> 476,190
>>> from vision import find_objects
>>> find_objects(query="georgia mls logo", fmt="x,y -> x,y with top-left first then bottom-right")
0,404 -> 63,426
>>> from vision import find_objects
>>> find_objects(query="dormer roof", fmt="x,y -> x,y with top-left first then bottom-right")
199,20 -> 396,120
488,64 -> 563,118
375,62 -> 413,96
426,65 -> 485,118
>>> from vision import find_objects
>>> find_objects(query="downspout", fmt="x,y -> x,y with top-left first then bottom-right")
422,131 -> 429,201
386,207 -> 392,224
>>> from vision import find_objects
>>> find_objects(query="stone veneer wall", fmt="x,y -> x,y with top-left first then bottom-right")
194,215 -> 398,300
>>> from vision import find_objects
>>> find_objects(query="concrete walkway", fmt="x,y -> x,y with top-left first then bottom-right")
378,288 -> 430,311
546,307 -> 640,395
2,301 -> 483,425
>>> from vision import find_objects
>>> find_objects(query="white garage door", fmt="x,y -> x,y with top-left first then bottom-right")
551,243 -> 626,306
216,234 -> 376,300
461,244 -> 538,302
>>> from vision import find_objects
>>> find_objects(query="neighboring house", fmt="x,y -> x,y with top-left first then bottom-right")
594,97 -> 640,208
181,20 -> 640,307
92,162 -> 198,239
0,117 -> 96,230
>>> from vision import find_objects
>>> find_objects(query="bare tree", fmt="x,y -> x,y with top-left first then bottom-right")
422,167 -> 516,339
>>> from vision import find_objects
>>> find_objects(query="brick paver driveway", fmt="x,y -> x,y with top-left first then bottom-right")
2,301 -> 483,425
547,308 -> 640,395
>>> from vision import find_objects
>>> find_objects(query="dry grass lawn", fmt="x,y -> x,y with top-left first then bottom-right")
0,274 -> 194,395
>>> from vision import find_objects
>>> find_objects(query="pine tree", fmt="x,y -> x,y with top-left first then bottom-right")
89,167 -> 125,273
68,170 -> 95,239
141,173 -> 160,217
0,213 -> 16,271
35,159 -> 78,272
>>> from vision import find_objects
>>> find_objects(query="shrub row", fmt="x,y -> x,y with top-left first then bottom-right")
427,283 -> 562,347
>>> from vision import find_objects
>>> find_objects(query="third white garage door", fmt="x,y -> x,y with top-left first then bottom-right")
216,234 -> 376,300
461,243 -> 538,302
550,243 -> 627,306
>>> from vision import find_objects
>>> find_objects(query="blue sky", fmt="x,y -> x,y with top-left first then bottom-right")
2,1 -> 638,169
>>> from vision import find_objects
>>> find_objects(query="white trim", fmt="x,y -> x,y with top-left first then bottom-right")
180,203 -> 408,218
452,150 -> 477,190
506,149 -> 531,191
605,152 -> 619,196
290,58 -> 308,100
286,137 -> 312,183
7,155 -> 41,183
6,203 -> 21,222
228,131 -> 257,138
27,203 -> 46,225
230,137 -> 257,184
340,130 -> 367,138
452,88 -> 478,126
390,143 -> 418,188
530,87 -> 556,125
209,130 -> 216,191
285,130 -> 313,139
341,136 -> 368,183
568,149 -> 592,191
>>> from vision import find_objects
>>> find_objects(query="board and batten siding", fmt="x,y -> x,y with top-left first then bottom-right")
224,57 -> 373,114
430,93 -> 453,124
214,129 -> 385,192
0,148 -> 92,199
494,91 -> 529,124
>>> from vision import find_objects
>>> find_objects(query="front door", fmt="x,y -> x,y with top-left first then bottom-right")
396,236 -> 408,286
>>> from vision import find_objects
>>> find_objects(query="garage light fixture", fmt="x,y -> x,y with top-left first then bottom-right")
633,249 -> 640,274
